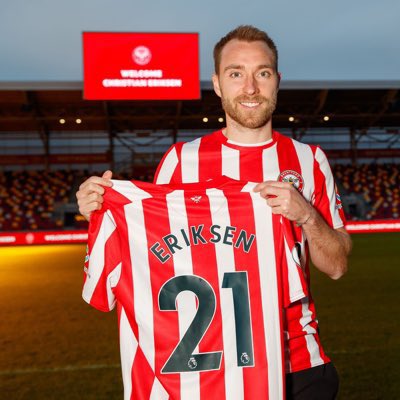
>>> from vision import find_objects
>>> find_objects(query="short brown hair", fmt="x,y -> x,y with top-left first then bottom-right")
213,25 -> 278,74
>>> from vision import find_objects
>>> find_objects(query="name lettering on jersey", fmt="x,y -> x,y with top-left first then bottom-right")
150,224 -> 256,263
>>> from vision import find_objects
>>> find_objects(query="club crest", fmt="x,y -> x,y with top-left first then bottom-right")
132,46 -> 152,66
278,170 -> 304,192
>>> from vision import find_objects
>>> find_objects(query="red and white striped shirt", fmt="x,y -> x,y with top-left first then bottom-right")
154,129 -> 346,373
83,177 -> 307,399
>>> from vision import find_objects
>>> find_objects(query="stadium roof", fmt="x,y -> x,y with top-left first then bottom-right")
0,86 -> 399,135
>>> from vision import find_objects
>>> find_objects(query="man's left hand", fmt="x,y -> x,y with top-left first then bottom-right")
253,180 -> 312,225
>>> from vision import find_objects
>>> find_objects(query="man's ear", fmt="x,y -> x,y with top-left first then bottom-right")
277,72 -> 282,90
212,74 -> 222,98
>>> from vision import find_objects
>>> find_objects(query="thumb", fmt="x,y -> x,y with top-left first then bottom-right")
102,170 -> 113,180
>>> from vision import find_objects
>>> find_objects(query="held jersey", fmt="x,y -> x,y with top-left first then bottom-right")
154,129 -> 346,373
82,177 -> 308,400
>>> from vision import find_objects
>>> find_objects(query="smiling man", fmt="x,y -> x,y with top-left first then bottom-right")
77,25 -> 352,399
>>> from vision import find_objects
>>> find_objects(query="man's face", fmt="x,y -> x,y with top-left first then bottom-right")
212,39 -> 280,130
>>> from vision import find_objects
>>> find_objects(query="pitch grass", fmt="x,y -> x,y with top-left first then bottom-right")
312,232 -> 400,400
0,234 -> 399,399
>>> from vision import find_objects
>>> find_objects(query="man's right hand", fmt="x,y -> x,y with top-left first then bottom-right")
76,170 -> 113,221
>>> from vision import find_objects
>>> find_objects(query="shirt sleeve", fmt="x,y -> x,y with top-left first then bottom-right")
153,144 -> 180,184
312,147 -> 346,229
82,209 -> 122,312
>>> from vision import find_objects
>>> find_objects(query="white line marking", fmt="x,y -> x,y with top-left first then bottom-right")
0,364 -> 120,376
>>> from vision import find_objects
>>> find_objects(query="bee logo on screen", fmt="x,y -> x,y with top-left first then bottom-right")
278,170 -> 304,193
132,46 -> 152,66
25,233 -> 35,244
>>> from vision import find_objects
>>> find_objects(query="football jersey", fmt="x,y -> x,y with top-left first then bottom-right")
83,177 -> 308,400
154,129 -> 346,373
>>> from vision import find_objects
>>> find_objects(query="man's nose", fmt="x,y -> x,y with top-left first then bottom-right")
243,75 -> 259,95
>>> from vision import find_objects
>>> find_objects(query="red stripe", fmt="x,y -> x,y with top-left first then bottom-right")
198,137 -> 223,182
276,135 -> 302,179
242,148 -> 265,182
143,193 -> 181,399
226,191 -> 272,399
85,211 -> 104,286
270,214 -> 289,397
184,191 -> 227,399
130,346 -> 156,400
114,206 -> 139,339
311,147 -> 334,227
90,220 -> 120,311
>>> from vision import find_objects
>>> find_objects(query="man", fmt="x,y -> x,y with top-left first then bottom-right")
77,25 -> 352,399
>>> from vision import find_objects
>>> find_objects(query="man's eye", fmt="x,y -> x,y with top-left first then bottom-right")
260,70 -> 272,78
230,71 -> 241,78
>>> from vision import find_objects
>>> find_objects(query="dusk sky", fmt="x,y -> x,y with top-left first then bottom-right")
1,0 -> 399,86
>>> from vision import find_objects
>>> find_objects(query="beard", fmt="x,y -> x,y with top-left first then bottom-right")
221,92 -> 277,129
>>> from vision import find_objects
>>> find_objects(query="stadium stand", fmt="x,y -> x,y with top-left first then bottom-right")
0,169 -> 154,231
0,165 -> 398,231
333,163 -> 400,221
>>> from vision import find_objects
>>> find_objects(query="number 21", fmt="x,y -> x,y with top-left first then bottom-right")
158,271 -> 254,373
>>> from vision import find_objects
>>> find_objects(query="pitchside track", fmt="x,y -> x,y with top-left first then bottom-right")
0,234 -> 399,399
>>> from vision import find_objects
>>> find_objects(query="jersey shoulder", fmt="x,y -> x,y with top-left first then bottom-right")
275,131 -> 319,156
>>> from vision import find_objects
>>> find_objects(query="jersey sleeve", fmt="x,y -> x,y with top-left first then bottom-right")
312,147 -> 346,229
153,143 -> 182,184
82,208 -> 122,312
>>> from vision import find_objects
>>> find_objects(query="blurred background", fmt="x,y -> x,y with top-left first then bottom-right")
0,1 -> 399,399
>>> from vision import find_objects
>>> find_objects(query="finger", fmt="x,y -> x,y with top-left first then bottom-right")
102,170 -> 113,181
266,197 -> 282,207
77,191 -> 104,209
257,185 -> 285,199
78,194 -> 104,216
79,176 -> 113,191
253,181 -> 276,192
79,181 -> 111,197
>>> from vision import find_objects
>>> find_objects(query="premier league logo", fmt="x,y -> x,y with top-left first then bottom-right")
132,46 -> 152,65
278,170 -> 304,193
188,357 -> 198,370
240,352 -> 250,365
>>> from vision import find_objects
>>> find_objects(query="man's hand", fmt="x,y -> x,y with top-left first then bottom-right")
76,170 -> 113,221
254,180 -> 352,280
253,181 -> 312,224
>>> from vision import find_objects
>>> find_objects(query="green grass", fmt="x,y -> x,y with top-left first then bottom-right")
312,233 -> 400,399
0,234 -> 399,399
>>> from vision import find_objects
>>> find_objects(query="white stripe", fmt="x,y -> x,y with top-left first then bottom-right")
290,142 -> 331,369
292,140 -> 314,202
82,210 -> 116,308
155,147 -> 179,184
107,262 -> 122,309
207,188 -> 244,400
150,377 -> 170,400
262,144 -> 280,181
125,201 -> 156,370
315,147 -> 344,229
119,307 -> 138,400
283,239 -> 306,303
221,144 -> 240,180
251,193 -> 284,400
181,138 -> 201,182
112,180 -> 153,201
300,298 -> 323,367
166,190 -> 200,400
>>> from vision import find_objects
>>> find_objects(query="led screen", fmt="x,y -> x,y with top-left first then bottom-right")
83,32 -> 200,100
